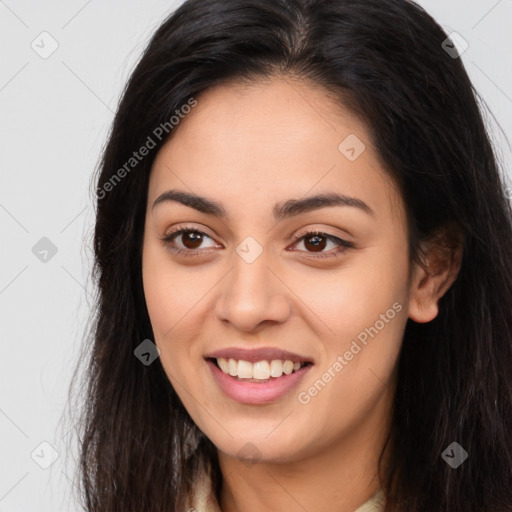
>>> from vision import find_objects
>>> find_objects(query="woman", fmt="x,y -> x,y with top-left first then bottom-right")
70,0 -> 512,510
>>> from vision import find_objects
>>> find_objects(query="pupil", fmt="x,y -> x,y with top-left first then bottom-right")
183,231 -> 203,249
305,235 -> 326,252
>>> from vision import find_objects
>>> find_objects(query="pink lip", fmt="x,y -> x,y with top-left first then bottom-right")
206,359 -> 313,405
205,346 -> 313,363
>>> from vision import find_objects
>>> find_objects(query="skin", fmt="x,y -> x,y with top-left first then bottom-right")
141,76 -> 461,512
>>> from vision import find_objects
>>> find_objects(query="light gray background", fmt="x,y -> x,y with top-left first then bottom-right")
0,1 -> 511,510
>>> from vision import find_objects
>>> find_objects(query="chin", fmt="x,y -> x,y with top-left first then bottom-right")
209,427 -> 309,465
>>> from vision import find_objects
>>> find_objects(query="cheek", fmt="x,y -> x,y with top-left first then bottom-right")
295,296 -> 406,447
289,243 -> 409,343
142,242 -> 198,374
293,240 -> 409,403
142,241 -> 206,336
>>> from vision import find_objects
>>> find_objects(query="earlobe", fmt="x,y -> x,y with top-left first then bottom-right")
408,264 -> 440,323
408,235 -> 464,324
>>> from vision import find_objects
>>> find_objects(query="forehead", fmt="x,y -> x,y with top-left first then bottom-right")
159,76 -> 370,168
148,77 -> 404,227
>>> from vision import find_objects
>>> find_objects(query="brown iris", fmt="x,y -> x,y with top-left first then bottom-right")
181,230 -> 204,249
303,234 -> 327,252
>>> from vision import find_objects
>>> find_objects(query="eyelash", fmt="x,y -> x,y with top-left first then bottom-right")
159,224 -> 354,259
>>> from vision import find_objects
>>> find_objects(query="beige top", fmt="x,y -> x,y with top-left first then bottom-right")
190,460 -> 385,512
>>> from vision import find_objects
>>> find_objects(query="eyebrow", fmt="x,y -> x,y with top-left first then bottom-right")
152,189 -> 375,220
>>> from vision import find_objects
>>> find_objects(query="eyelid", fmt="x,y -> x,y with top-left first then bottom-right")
163,222 -> 215,239
163,223 -> 353,243
291,224 -> 354,243
290,222 -> 356,244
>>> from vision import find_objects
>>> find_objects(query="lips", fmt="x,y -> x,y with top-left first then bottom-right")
204,346 -> 314,404
205,347 -> 314,364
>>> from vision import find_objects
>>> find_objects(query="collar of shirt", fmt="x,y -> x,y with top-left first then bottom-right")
189,459 -> 386,512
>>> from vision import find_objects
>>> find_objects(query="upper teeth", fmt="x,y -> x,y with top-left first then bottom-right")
216,358 -> 304,379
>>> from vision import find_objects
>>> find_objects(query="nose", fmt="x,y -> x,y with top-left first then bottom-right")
214,250 -> 292,333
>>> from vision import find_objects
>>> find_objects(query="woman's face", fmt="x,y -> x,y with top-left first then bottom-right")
142,77 -> 419,464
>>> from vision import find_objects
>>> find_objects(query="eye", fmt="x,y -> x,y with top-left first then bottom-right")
289,230 -> 354,258
160,225 -> 219,256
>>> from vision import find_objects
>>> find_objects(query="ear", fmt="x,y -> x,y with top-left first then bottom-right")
408,223 -> 464,323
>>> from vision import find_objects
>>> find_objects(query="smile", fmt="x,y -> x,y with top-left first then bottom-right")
204,347 -> 314,404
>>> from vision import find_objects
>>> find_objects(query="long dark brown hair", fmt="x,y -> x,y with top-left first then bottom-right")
66,0 -> 512,510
